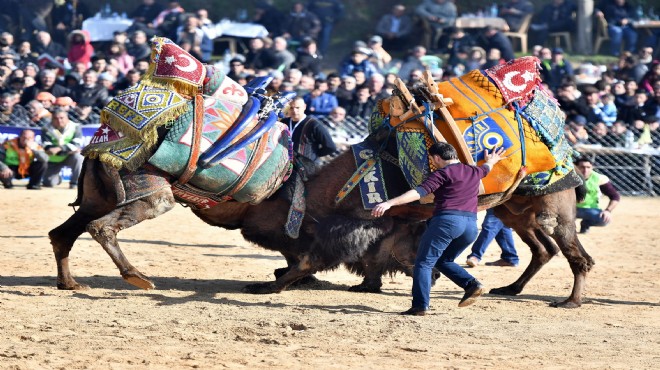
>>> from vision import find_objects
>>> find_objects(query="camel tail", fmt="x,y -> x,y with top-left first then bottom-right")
68,158 -> 87,208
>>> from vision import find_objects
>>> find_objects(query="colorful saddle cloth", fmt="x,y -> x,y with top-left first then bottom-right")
382,57 -> 574,195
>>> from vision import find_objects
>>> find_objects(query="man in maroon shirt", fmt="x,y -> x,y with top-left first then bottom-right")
372,142 -> 505,315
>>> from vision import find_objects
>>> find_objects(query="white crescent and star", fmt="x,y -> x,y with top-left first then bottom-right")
502,70 -> 535,93
163,54 -> 198,73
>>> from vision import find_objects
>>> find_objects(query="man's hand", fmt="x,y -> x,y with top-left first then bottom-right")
371,201 -> 392,217
46,147 -> 62,155
0,167 -> 13,179
600,209 -> 613,223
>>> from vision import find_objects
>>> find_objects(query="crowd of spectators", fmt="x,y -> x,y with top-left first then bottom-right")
1,0 -> 660,189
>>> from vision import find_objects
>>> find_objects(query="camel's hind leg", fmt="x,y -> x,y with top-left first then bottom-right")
244,254 -> 319,294
86,188 -> 176,289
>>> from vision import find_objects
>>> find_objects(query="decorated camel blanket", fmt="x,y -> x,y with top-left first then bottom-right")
343,57 -> 579,208
83,37 -> 292,207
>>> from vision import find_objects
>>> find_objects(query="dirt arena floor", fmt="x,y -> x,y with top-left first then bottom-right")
1,184 -> 658,369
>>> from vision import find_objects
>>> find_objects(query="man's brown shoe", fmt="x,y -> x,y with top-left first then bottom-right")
485,259 -> 518,267
400,307 -> 428,316
458,282 -> 484,307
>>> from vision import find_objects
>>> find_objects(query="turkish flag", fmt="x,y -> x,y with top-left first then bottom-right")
151,38 -> 205,86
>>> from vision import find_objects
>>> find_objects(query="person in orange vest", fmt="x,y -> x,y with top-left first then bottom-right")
0,129 -> 48,189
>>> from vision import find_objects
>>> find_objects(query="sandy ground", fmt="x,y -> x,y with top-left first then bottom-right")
0,183 -> 659,369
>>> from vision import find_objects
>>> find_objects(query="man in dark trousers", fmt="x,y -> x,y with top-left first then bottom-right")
281,96 -> 336,164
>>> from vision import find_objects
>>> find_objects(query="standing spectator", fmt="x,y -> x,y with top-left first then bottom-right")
599,0 -> 638,56
574,157 -> 621,233
346,85 -> 374,120
66,30 -> 94,66
530,0 -> 577,47
282,2 -> 322,46
71,70 -> 109,110
20,70 -> 70,106
33,31 -> 67,58
0,92 -> 30,127
281,96 -> 336,163
253,0 -> 285,38
127,31 -> 152,62
481,26 -> 515,62
177,16 -> 213,63
367,36 -> 393,73
466,209 -> 519,267
152,1 -> 185,41
499,0 -> 534,32
271,37 -> 296,71
339,46 -> 378,79
195,9 -> 216,40
371,145 -> 507,314
375,4 -> 414,52
131,0 -> 165,26
415,0 -> 457,52
292,38 -> 323,78
303,79 -> 338,117
306,0 -> 345,55
42,108 -> 84,188
0,128 -> 48,189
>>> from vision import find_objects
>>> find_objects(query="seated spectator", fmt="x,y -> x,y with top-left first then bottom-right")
114,69 -> 142,92
244,37 -> 279,73
607,120 -> 630,147
564,114 -> 589,145
33,31 -> 66,58
481,48 -> 504,69
599,92 -> 619,126
447,28 -> 477,69
63,72 -> 81,90
599,0 -> 638,56
408,68 -> 424,85
480,26 -> 515,62
177,15 -> 213,63
499,0 -> 534,32
71,70 -> 109,110
36,91 -> 56,111
25,100 -> 51,128
530,0 -> 576,47
16,41 -> 39,68
464,46 -> 487,71
303,79 -> 338,117
540,47 -> 574,93
71,100 -> 100,125
266,70 -> 285,95
368,73 -> 390,101
620,89 -> 649,124
106,42 -> 134,76
284,68 -> 303,88
585,86 -> 617,125
556,82 -> 590,118
281,2 -> 322,45
574,157 -> 621,234
640,62 -> 660,95
271,37 -> 296,71
587,121 -> 611,145
375,4 -> 413,52
335,75 -> 357,108
346,85 -> 375,120
67,30 -> 93,66
20,69 -> 70,106
295,74 -> 316,96
415,0 -> 457,52
90,57 -> 108,74
326,72 -> 341,95
0,128 -> 48,189
98,72 -> 117,98
42,108 -> 84,188
54,96 -> 75,115
0,92 -> 30,127
339,46 -> 378,79
324,106 -> 350,149
292,38 -> 323,78
227,58 -> 246,81
127,31 -> 152,62
397,45 -> 427,81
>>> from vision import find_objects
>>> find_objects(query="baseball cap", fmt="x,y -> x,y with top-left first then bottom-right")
552,47 -> 564,54
369,35 -> 383,44
570,115 -> 587,125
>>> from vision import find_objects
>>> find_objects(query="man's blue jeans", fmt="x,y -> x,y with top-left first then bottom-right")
608,24 -> 638,55
576,207 -> 607,229
467,209 -> 519,264
412,213 -> 479,309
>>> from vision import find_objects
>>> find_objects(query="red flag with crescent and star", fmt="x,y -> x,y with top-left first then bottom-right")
484,56 -> 541,105
149,37 -> 206,88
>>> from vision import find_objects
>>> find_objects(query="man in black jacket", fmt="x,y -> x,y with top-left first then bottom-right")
20,69 -> 70,106
281,96 -> 336,163
71,70 -> 109,110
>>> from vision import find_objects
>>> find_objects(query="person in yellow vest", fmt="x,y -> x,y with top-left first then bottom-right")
0,129 -> 48,190
41,108 -> 84,189
575,157 -> 621,234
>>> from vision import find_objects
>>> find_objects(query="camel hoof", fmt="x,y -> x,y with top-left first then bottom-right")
242,282 -> 280,294
123,275 -> 155,290
291,275 -> 319,287
57,281 -> 90,290
550,300 -> 581,308
489,286 -> 522,296
348,284 -> 382,293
